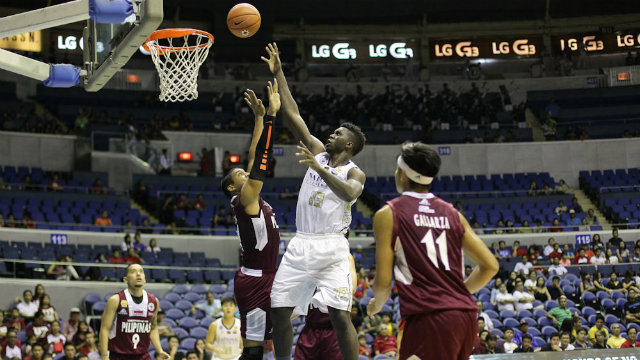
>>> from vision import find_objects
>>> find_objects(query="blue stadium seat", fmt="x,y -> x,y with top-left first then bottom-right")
165,309 -> 185,320
178,317 -> 198,329
183,292 -> 201,303
200,317 -> 215,328
174,300 -> 193,312
173,327 -> 189,339
163,292 -> 181,304
180,337 -> 195,349
190,327 -> 208,339
92,301 -> 107,315
191,284 -> 208,295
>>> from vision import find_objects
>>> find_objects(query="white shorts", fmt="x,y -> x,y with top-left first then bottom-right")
271,232 -> 352,315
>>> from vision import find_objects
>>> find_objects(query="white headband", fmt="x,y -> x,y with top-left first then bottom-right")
397,156 -> 433,185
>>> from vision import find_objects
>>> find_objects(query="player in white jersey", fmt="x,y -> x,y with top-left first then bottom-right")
206,297 -> 243,360
262,43 -> 366,360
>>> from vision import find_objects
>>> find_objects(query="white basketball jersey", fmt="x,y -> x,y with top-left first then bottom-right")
211,318 -> 241,360
296,152 -> 362,234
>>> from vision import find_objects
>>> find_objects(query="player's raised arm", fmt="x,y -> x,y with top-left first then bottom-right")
367,205 -> 394,316
261,42 -> 324,155
99,295 -> 119,360
239,80 -> 280,215
459,213 -> 500,294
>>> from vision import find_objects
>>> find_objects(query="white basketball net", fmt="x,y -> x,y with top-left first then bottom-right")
146,33 -> 212,102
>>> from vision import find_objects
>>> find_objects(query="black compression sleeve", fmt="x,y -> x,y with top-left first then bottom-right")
249,115 -> 275,181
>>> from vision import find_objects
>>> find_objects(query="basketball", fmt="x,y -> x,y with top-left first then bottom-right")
227,3 -> 261,38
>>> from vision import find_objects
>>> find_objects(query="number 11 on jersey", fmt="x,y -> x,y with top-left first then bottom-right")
421,230 -> 450,271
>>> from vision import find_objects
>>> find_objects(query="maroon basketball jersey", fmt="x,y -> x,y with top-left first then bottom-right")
304,307 -> 333,330
231,195 -> 280,272
386,191 -> 476,318
108,289 -> 157,355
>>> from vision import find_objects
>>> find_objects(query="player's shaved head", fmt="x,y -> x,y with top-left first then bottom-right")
126,263 -> 143,275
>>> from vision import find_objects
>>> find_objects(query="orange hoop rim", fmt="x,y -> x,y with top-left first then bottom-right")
143,28 -> 214,53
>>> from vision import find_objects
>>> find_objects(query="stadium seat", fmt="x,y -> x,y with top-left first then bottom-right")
178,317 -> 198,330
159,300 -> 173,311
499,310 -> 516,319
191,284 -> 208,295
172,284 -> 189,294
545,300 -> 558,310
503,318 -> 519,329
485,310 -> 499,319
200,317 -> 215,328
83,293 -> 102,313
582,292 -> 598,309
541,325 -> 557,337
190,327 -> 208,339
490,329 -> 504,338
537,317 -> 552,327
163,292 -> 181,304
183,292 -> 201,303
165,309 -> 185,320
516,310 -> 532,319
180,337 -> 195,349
173,327 -> 189,339
174,300 -> 193,312
92,301 -> 107,315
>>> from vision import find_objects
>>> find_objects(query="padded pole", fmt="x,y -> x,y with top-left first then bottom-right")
0,48 -> 50,81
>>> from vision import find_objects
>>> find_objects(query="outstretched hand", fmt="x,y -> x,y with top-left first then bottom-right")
296,141 -> 321,172
267,78 -> 280,115
261,42 -> 282,75
244,89 -> 265,118
366,297 -> 382,316
156,351 -> 170,360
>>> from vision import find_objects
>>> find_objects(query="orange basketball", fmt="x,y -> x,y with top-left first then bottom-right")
227,3 -> 261,38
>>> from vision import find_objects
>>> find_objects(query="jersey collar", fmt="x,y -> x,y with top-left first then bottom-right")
402,191 -> 434,199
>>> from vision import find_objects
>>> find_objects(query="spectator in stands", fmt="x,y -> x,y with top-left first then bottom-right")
590,235 -> 604,251
192,194 -> 207,212
570,198 -> 583,213
0,312 -> 7,339
71,321 -> 90,346
578,218 -> 591,231
132,231 -> 146,253
590,248 -> 606,265
506,271 -> 520,293
555,180 -> 569,194
140,218 -> 152,234
77,331 -> 99,358
6,308 -> 26,331
38,294 -> 58,323
489,278 -> 503,306
185,350 -> 199,360
363,311 -> 382,337
494,220 -> 505,234
554,200 -> 568,215
607,272 -> 625,292
548,256 -> 567,277
25,311 -> 49,344
473,328 -> 489,355
607,323 -> 626,348
511,241 -> 526,258
46,321 -> 65,354
496,283 -> 515,312
121,234 -> 132,253
175,194 -> 189,211
505,220 -> 516,233
548,276 -> 565,300
513,280 -> 535,312
357,335 -> 371,357
168,335 -> 185,360
566,210 -> 581,228
546,296 -> 575,328
608,228 -> 623,248
561,244 -> 574,260
585,209 -> 598,225
61,342 -> 77,360
623,271 -> 640,292
94,210 -> 112,227
48,175 -> 63,192
543,237 -> 556,257
621,327 -> 640,348
499,328 -> 518,353
190,292 -> 222,318
373,324 -> 397,358
2,329 -> 22,359
541,332 -> 562,352
532,219 -> 545,233
490,242 -> 502,260
527,181 -> 539,196
146,238 -> 161,254
47,256 -> 81,281
108,249 -> 124,264
634,247 -> 640,262
213,207 -> 234,227
193,338 -> 210,360
62,308 -> 84,342
221,150 -> 233,175
549,243 -> 562,262
16,290 -> 39,322
513,333 -> 534,353
606,248 -> 620,264
156,310 -> 175,339
32,283 -> 45,304
514,255 -> 533,276
159,149 -> 172,175
91,179 -> 107,195
618,243 -> 630,263
380,313 -> 398,337
592,330 -> 610,349
124,248 -> 144,264
574,248 -> 590,265
476,301 -> 493,330
482,334 -> 503,354
524,271 -> 537,292
25,343 -> 45,360
549,218 -> 563,232
573,328 -> 590,349
588,314 -> 609,345
514,321 -> 539,350
580,273 -> 596,294
519,220 -> 532,233
559,331 -> 574,351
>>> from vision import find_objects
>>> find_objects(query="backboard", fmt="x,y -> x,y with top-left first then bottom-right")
83,0 -> 163,91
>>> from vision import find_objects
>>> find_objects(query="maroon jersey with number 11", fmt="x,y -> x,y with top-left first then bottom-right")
386,191 -> 476,318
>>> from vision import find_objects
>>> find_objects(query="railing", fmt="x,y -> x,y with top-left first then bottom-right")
1,182 -> 114,194
598,185 -> 640,192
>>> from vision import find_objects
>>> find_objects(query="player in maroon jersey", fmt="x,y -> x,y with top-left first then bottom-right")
220,79 -> 281,360
98,264 -> 169,360
368,142 -> 499,360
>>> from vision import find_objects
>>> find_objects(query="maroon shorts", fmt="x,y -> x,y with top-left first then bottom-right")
293,327 -> 343,360
109,352 -> 151,360
399,310 -> 477,360
234,270 -> 276,341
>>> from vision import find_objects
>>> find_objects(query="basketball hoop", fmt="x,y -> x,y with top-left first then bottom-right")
144,28 -> 214,102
